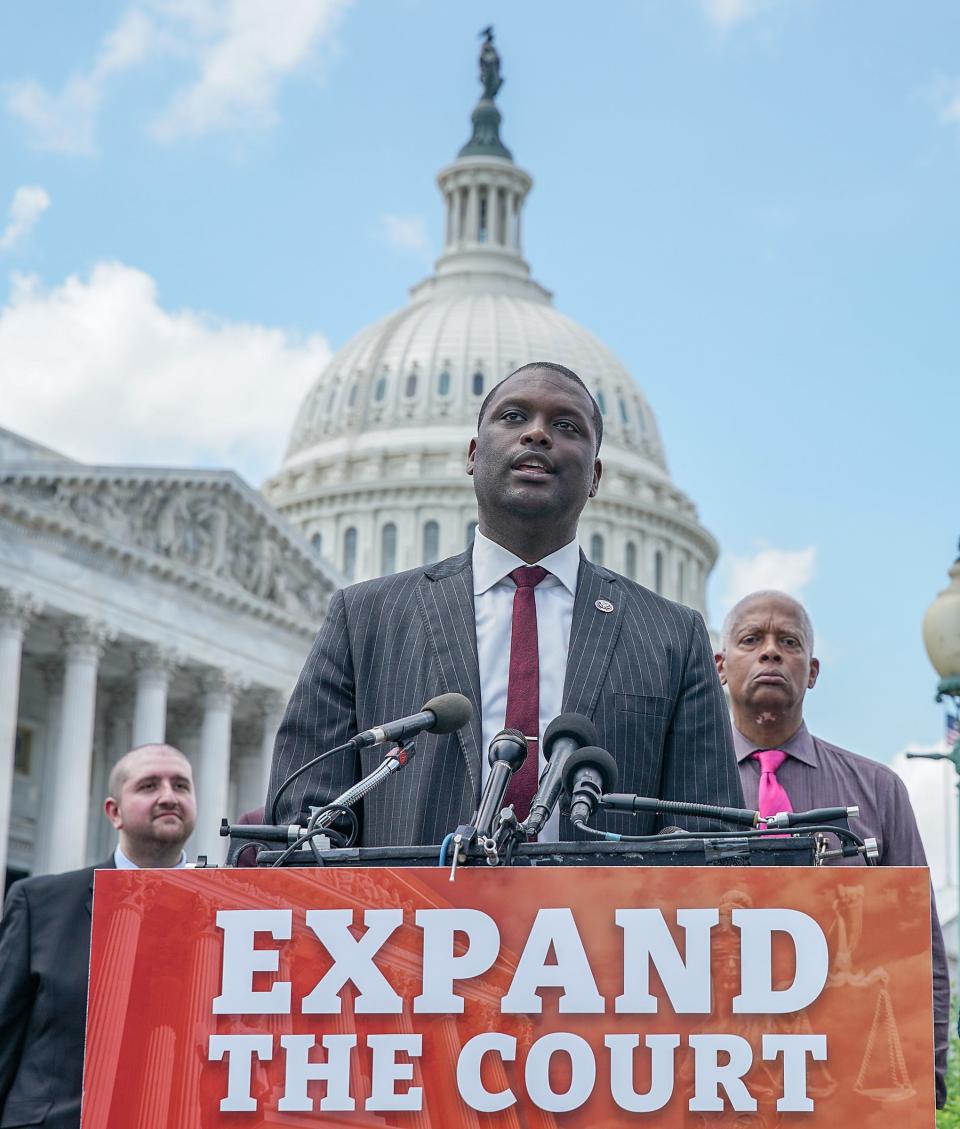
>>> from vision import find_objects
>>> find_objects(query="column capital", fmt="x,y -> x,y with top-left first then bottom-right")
200,669 -> 247,707
62,618 -> 116,660
134,644 -> 181,678
257,688 -> 287,719
0,589 -> 42,634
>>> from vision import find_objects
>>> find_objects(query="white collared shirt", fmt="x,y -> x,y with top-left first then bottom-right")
472,528 -> 580,842
114,844 -> 188,869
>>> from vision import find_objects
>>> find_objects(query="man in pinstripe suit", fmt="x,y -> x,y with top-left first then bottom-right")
267,362 -> 742,845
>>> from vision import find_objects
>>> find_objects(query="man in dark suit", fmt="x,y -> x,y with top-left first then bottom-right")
267,361 -> 742,844
0,743 -> 196,1129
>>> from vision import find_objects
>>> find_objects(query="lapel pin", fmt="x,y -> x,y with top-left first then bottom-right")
595,598 -> 614,613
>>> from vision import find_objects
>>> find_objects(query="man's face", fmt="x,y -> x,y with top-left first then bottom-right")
467,368 -> 602,525
716,594 -> 819,718
105,751 -> 197,851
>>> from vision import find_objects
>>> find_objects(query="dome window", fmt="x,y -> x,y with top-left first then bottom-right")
590,533 -> 605,566
619,398 -> 629,424
327,387 -> 337,412
625,541 -> 637,580
595,390 -> 606,416
634,404 -> 645,433
654,550 -> 664,595
311,532 -> 323,555
347,384 -> 358,408
405,371 -> 418,397
472,371 -> 484,397
343,527 -> 358,581
381,523 -> 397,575
423,520 -> 440,564
478,189 -> 488,243
437,369 -> 451,397
374,376 -> 387,402
678,559 -> 685,601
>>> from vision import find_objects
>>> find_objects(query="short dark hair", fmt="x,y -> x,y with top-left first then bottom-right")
476,361 -> 604,454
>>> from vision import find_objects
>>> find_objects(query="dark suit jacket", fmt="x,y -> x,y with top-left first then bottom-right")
0,858 -> 115,1129
267,550 -> 743,844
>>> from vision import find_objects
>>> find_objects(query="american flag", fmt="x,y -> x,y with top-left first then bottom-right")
947,712 -> 960,748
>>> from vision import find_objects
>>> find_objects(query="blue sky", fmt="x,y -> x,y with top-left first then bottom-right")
0,0 -> 957,761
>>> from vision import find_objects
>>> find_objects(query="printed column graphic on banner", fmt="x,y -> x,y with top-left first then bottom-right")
83,866 -> 936,1128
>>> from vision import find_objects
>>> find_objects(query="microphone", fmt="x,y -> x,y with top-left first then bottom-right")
524,713 -> 599,838
764,805 -> 859,830
562,745 -> 619,827
349,693 -> 473,750
472,729 -> 528,837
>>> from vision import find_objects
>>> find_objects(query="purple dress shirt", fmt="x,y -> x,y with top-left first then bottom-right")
735,722 -> 950,1108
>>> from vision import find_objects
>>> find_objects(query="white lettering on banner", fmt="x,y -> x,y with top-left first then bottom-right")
456,1033 -> 517,1112
365,1035 -> 423,1111
277,1034 -> 357,1112
732,909 -> 829,1014
604,1034 -> 681,1112
212,910 -> 291,1014
688,1034 -> 757,1112
615,908 -> 718,1013
763,1034 -> 828,1112
302,909 -> 403,1014
501,908 -> 605,1014
413,908 -> 500,1013
208,1034 -> 273,1112
524,1033 -> 597,1113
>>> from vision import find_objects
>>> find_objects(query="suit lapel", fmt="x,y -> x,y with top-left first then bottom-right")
85,856 -> 117,918
417,552 -> 483,798
562,556 -> 625,719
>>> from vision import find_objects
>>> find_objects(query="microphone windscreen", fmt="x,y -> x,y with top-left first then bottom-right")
543,713 -> 599,759
423,692 -> 474,734
561,746 -> 619,794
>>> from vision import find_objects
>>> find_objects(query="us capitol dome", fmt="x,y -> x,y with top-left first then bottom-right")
262,33 -> 718,615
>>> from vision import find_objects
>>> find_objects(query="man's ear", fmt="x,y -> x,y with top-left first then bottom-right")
466,437 -> 477,476
807,656 -> 820,690
104,796 -> 122,831
588,458 -> 602,498
715,651 -> 727,685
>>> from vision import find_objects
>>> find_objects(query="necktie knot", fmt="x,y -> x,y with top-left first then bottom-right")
510,565 -> 548,589
752,748 -> 788,774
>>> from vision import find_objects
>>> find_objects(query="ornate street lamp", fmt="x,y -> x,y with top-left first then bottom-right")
907,539 -> 960,893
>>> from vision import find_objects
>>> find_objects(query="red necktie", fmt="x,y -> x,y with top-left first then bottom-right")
503,565 -> 548,822
751,749 -> 793,819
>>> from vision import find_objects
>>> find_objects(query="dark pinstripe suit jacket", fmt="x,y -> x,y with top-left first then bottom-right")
267,550 -> 743,846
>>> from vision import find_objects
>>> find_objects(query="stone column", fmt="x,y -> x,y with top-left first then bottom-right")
258,690 -> 286,805
193,671 -> 240,863
0,591 -> 39,891
465,183 -> 479,244
48,620 -> 113,870
132,645 -> 178,747
32,660 -> 63,875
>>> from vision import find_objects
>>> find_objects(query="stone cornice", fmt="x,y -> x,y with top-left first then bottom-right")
0,465 -> 341,635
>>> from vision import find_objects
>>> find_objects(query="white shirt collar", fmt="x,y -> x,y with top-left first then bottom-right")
472,527 -> 581,597
114,844 -> 188,870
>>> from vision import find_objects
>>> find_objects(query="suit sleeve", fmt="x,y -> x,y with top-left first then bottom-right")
265,588 -> 362,829
0,882 -> 33,1113
658,609 -> 744,829
879,774 -> 949,1108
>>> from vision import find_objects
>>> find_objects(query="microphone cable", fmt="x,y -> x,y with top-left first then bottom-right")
267,740 -> 355,826
269,803 -> 360,868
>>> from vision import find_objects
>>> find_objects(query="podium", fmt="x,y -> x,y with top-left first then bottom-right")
80,857 -> 937,1127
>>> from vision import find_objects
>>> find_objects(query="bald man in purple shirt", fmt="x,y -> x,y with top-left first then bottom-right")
716,589 -> 950,1109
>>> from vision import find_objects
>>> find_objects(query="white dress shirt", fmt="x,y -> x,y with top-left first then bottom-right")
114,844 -> 188,869
472,528 -> 580,842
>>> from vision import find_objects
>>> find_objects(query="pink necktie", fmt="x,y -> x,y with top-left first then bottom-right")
503,565 -> 548,822
751,749 -> 793,819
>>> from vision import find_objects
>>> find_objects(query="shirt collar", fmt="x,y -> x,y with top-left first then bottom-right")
472,527 -> 580,597
732,720 -> 818,768
114,844 -> 188,869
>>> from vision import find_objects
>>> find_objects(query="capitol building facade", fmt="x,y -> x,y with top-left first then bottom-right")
0,39 -> 719,887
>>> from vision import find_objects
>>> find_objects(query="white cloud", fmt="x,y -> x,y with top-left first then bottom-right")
0,187 -> 51,252
378,213 -> 432,260
719,543 -> 817,610
701,0 -> 768,29
4,0 -> 349,153
926,75 -> 960,129
5,8 -> 155,154
152,0 -> 349,139
0,261 -> 331,483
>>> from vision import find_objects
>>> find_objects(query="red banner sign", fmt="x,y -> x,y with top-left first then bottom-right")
83,865 -> 935,1127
